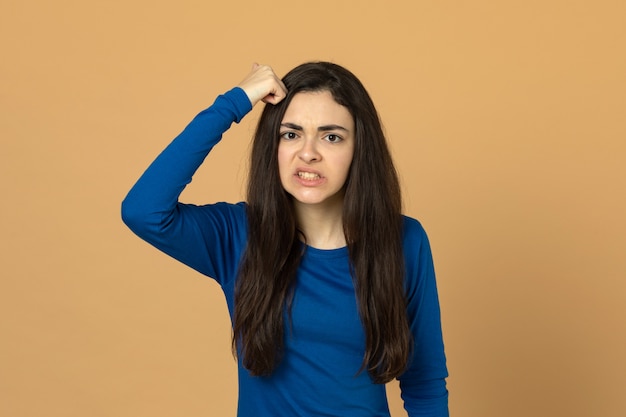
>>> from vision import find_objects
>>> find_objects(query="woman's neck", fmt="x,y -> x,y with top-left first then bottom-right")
294,199 -> 346,250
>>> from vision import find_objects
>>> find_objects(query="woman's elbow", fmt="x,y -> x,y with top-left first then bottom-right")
121,195 -> 146,234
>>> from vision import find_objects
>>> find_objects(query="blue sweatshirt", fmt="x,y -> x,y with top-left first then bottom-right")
121,87 -> 449,416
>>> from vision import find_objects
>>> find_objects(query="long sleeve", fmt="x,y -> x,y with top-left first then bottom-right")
398,218 -> 449,417
121,87 -> 252,284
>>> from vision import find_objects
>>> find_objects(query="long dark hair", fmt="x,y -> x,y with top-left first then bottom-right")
233,62 -> 411,384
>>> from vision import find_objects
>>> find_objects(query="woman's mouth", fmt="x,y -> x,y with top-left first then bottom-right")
298,171 -> 321,180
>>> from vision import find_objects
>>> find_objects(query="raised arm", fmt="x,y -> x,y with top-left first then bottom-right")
121,64 -> 287,281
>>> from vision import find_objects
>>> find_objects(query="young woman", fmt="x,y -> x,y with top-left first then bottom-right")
122,62 -> 449,416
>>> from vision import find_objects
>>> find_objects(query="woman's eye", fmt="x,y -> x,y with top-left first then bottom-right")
281,132 -> 297,140
325,134 -> 342,143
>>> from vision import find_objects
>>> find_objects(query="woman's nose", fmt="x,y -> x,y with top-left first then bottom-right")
297,138 -> 321,163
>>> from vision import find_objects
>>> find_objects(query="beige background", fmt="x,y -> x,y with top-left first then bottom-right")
1,0 -> 625,416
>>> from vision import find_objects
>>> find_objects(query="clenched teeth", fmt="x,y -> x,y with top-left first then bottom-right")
298,172 -> 320,180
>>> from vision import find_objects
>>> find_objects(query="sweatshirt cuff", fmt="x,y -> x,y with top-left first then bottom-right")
224,87 -> 254,123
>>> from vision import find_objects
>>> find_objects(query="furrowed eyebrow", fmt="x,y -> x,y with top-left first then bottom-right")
280,123 -> 303,131
280,123 -> 349,132
317,124 -> 349,132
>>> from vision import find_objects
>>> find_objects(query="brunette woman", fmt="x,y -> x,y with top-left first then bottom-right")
122,62 -> 449,416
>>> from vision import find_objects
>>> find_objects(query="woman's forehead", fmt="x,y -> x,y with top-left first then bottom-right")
281,91 -> 354,129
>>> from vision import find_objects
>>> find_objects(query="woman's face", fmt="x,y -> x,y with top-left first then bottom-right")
277,90 -> 355,210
